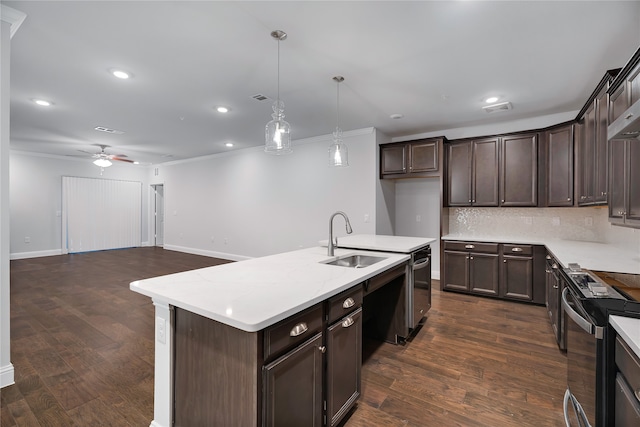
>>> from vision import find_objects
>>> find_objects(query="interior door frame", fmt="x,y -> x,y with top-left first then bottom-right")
150,183 -> 165,247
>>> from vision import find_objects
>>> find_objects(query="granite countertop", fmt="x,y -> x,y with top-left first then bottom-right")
610,315 -> 640,359
319,234 -> 437,253
130,246 -> 409,332
442,234 -> 640,275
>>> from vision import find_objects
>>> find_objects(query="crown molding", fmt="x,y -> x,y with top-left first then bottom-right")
1,5 -> 26,39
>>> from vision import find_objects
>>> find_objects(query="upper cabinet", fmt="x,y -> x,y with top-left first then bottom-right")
575,69 -> 620,206
608,46 -> 640,228
445,133 -> 538,207
380,137 -> 444,179
544,123 -> 574,207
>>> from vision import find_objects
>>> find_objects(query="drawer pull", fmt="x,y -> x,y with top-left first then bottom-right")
546,255 -> 551,260
342,297 -> 355,309
289,322 -> 308,337
625,113 -> 634,119
318,345 -> 326,353
342,317 -> 355,328
465,244 -> 475,249
511,247 -> 523,252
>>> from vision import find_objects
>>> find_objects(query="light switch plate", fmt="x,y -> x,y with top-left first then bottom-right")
156,317 -> 166,344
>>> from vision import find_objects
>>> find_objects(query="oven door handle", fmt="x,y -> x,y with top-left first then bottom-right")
412,258 -> 430,271
561,287 -> 604,339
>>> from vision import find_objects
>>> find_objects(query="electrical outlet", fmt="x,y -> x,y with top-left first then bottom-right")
24,237 -> 30,243
156,317 -> 166,344
523,216 -> 532,225
364,214 -> 370,223
416,215 -> 421,222
224,238 -> 228,244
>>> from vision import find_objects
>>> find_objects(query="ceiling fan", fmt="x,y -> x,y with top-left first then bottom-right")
79,144 -> 136,168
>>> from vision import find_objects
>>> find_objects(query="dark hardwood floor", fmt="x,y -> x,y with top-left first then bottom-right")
1,247 -> 567,426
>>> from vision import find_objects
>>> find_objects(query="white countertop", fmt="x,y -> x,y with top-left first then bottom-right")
130,246 -> 409,332
442,234 -> 640,275
610,315 -> 640,359
319,234 -> 437,253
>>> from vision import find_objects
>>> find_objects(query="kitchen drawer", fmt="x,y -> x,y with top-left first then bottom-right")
616,373 -> 640,426
264,303 -> 323,361
503,244 -> 533,256
443,241 -> 499,254
616,336 -> 640,399
327,285 -> 363,324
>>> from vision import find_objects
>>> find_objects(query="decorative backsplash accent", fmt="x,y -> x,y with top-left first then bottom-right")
448,206 -> 640,251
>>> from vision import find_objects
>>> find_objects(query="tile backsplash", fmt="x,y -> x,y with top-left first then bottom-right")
448,206 -> 640,251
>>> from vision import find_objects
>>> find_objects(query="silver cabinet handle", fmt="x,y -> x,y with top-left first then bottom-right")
342,297 -> 355,309
553,285 -> 559,289
625,113 -> 634,119
318,345 -> 326,353
567,198 -> 571,201
552,263 -> 558,269
503,259 -> 507,263
413,258 -> 430,271
465,244 -> 475,249
468,199 -> 472,203
546,255 -> 551,260
342,317 -> 355,328
470,256 -> 474,260
511,247 -> 523,252
289,322 -> 308,337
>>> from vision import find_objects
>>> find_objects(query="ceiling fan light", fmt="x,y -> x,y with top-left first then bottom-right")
93,158 -> 112,168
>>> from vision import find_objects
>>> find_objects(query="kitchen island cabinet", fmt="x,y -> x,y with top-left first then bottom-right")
130,246 -> 410,427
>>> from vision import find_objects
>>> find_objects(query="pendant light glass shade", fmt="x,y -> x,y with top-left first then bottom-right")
93,158 -> 112,168
329,76 -> 348,167
265,30 -> 292,155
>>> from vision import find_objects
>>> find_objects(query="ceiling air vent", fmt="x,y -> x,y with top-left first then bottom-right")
482,101 -> 512,113
251,93 -> 269,101
94,126 -> 124,134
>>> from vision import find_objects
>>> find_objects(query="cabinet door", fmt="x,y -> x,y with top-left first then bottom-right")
609,83 -> 629,124
595,95 -> 609,203
447,142 -> 472,206
326,308 -> 362,427
263,333 -> 324,427
579,104 -> 596,205
469,253 -> 499,296
381,145 -> 407,175
547,125 -> 574,206
501,134 -> 538,206
472,138 -> 499,206
546,264 -> 559,332
502,255 -> 534,301
609,139 -> 627,222
443,250 -> 469,291
627,139 -> 640,223
410,140 -> 438,173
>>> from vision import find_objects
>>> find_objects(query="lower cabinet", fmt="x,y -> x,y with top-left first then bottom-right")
326,307 -> 362,427
442,241 -> 545,304
545,253 -> 565,350
263,333 -> 324,427
614,335 -> 640,425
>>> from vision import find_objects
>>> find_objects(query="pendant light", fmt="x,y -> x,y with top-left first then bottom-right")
328,76 -> 348,167
265,30 -> 292,155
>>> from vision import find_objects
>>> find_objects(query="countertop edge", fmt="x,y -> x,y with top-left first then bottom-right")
609,315 -> 640,359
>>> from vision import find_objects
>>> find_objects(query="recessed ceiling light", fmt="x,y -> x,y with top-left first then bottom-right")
390,113 -> 404,120
216,106 -> 230,113
111,69 -> 131,79
485,96 -> 499,104
225,142 -> 234,148
33,99 -> 52,107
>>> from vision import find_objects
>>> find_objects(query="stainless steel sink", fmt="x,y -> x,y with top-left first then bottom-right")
323,254 -> 387,269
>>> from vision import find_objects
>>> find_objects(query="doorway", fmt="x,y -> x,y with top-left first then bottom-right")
152,184 -> 164,247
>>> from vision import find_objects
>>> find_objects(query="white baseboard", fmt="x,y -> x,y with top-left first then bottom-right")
163,244 -> 252,262
0,363 -> 15,388
432,269 -> 440,281
10,249 -> 63,260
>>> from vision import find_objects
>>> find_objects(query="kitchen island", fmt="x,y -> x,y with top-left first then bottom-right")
130,246 -> 410,427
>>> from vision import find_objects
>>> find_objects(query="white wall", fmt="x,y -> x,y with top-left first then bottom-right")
154,129 -> 378,259
395,178 -> 441,278
9,152 -> 150,258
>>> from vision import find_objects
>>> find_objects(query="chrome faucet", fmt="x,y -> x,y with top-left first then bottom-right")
328,211 -> 353,256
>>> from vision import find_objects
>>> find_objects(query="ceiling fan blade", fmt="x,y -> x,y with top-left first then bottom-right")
111,156 -> 135,163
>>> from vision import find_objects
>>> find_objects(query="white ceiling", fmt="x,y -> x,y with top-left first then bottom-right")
5,0 -> 640,165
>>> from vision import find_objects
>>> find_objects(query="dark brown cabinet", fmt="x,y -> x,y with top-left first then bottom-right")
380,138 -> 442,178
443,240 -> 545,304
609,138 -> 640,227
446,138 -> 499,206
614,335 -> 640,426
446,134 -> 537,207
545,253 -> 564,350
263,333 -> 324,427
326,307 -> 362,427
545,124 -> 574,206
443,241 -> 499,297
501,134 -> 538,206
576,70 -> 619,205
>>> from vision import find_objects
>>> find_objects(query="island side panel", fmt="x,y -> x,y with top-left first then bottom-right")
174,307 -> 261,427
151,300 -> 173,427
